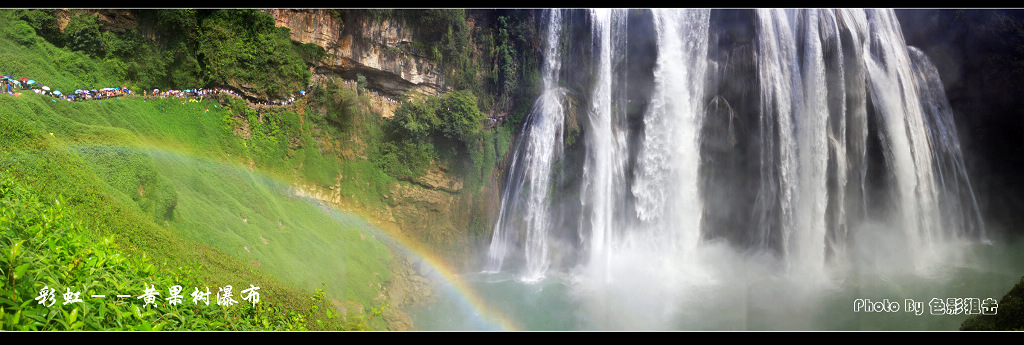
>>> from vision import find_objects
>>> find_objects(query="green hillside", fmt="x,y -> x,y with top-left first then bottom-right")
0,11 -> 396,330
0,7 -> 539,331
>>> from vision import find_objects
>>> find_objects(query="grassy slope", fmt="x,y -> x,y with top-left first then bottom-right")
1,13 -> 393,329
0,173 -> 347,331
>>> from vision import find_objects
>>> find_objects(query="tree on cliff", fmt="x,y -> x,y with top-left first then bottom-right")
199,10 -> 310,99
436,90 -> 484,145
392,97 -> 440,140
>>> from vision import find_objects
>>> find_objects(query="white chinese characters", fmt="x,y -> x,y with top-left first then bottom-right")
35,286 -> 56,307
217,285 -> 238,307
31,284 -> 261,308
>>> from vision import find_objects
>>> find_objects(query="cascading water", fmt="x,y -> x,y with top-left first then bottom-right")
579,8 -> 613,283
477,8 -> 989,329
908,46 -> 987,243
484,9 -> 565,281
754,9 -> 823,275
754,9 -> 862,277
629,8 -> 711,262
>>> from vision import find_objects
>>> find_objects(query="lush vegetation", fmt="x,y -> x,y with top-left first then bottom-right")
346,9 -> 542,115
0,90 -> 393,330
491,12 -> 542,114
12,9 -> 311,99
1,14 -> 121,95
0,173 -> 384,330
198,10 -> 310,97
305,78 -> 397,210
0,8 -> 542,330
0,10 -> 398,329
378,91 -> 484,179
960,276 -> 1024,330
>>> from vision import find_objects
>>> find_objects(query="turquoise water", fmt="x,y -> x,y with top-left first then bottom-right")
408,238 -> 1024,331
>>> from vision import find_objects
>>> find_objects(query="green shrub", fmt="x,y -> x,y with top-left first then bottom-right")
494,124 -> 513,162
961,276 -> 1024,330
311,79 -> 359,132
392,97 -> 439,140
373,140 -> 435,180
62,12 -> 107,57
356,74 -> 367,95
295,42 -> 328,65
71,146 -> 179,223
11,21 -> 38,46
436,90 -> 484,145
0,173 -> 378,331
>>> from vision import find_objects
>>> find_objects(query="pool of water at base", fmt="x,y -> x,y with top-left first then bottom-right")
407,238 -> 1024,331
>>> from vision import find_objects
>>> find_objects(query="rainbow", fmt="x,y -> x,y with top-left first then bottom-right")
53,129 -> 519,330
270,165 -> 521,331
360,220 -> 520,331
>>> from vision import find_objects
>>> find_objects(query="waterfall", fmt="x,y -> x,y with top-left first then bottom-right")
627,8 -> 711,267
580,8 -> 633,283
835,9 -> 870,269
484,8 -> 984,282
484,9 -> 565,280
908,46 -> 987,242
862,9 -> 944,270
753,9 -> 808,272
754,9 -> 850,275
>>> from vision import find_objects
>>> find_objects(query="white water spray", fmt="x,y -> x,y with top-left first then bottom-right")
486,8 -> 985,297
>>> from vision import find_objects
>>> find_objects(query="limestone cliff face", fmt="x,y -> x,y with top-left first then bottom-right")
288,161 -> 476,263
264,9 -> 445,98
54,9 -> 137,33
259,9 -> 499,269
93,10 -> 138,33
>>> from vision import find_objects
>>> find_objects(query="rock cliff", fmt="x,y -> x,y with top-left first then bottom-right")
289,162 -> 472,265
264,9 -> 445,99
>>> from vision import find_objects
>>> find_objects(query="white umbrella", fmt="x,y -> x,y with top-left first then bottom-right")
41,86 -> 50,91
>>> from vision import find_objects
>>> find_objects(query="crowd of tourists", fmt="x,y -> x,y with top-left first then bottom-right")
0,72 -> 433,121
64,87 -> 132,101
253,92 -> 301,107
0,72 -> 309,108
0,75 -> 41,96
145,87 -> 242,101
137,87 -> 311,108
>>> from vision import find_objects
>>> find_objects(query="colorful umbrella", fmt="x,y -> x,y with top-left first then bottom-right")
52,90 -> 61,95
75,90 -> 82,94
19,78 -> 28,82
27,80 -> 34,84
1,75 -> 13,79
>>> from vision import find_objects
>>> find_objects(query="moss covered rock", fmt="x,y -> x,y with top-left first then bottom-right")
961,276 -> 1024,330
